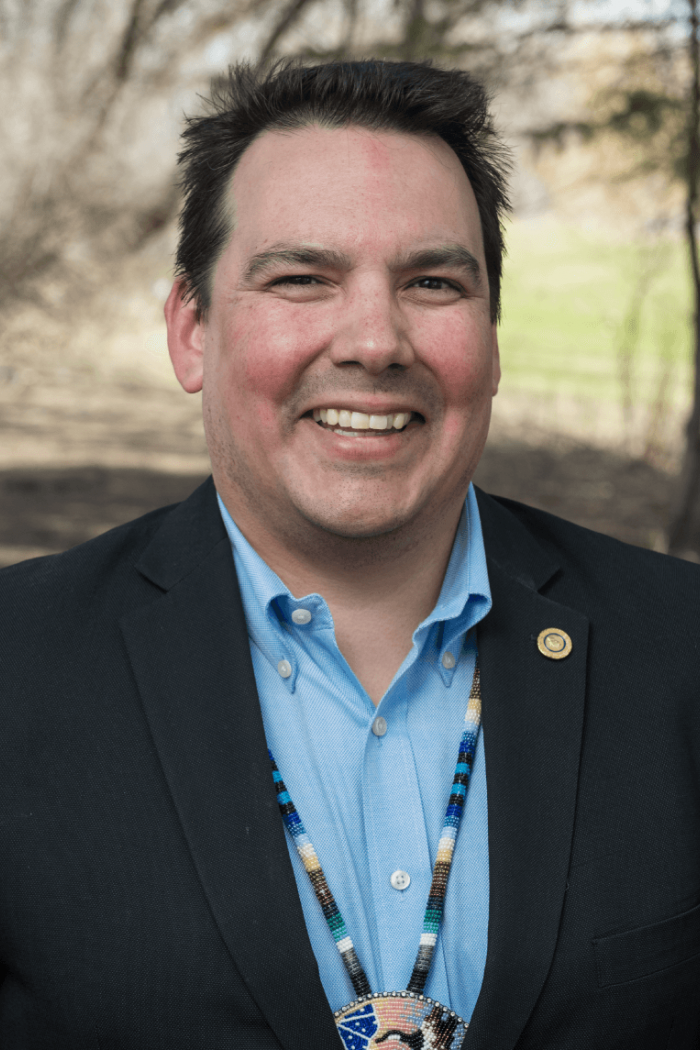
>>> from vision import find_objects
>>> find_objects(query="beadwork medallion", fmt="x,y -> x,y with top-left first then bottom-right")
335,992 -> 467,1050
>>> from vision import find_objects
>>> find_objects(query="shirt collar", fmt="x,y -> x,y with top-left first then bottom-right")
217,486 -> 491,691
412,484 -> 491,683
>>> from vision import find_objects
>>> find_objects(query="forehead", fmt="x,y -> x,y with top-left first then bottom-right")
225,123 -> 482,257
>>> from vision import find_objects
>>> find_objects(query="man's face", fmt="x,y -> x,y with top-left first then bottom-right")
167,124 -> 500,544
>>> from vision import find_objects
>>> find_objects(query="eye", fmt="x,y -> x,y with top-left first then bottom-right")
411,277 -> 462,292
404,276 -> 465,303
270,274 -> 321,286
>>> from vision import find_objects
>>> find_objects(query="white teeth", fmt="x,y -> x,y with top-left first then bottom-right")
369,415 -> 388,430
312,408 -> 414,430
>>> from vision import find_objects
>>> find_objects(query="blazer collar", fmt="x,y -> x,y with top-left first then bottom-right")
134,476 -> 227,591
126,478 -> 589,1050
475,487 -> 561,592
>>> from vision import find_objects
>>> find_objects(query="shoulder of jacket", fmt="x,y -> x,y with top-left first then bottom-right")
476,487 -> 700,604
0,500 -> 178,603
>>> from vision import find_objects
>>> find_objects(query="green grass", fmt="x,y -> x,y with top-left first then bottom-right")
498,218 -> 693,410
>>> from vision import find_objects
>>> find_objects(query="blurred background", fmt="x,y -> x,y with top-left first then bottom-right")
2,0 -> 700,566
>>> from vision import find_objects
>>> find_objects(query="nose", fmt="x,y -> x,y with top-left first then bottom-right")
328,275 -> 415,375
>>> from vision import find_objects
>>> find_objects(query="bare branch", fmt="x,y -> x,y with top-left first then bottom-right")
114,0 -> 148,83
259,0 -> 316,64
138,0 -> 193,45
53,0 -> 83,49
340,0 -> 359,51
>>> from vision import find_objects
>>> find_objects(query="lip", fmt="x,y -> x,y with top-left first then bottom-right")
300,413 -> 422,463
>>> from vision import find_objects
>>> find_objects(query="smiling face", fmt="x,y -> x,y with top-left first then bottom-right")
166,123 -> 500,550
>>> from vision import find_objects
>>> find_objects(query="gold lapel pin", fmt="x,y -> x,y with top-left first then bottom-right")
537,628 -> 573,660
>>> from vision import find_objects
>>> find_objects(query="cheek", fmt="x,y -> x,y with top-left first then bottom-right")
218,301 -> 332,412
416,312 -> 495,425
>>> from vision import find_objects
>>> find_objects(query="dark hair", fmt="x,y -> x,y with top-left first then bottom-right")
175,59 -> 511,322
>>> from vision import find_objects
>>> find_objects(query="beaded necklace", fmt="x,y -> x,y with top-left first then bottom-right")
269,661 -> 481,1050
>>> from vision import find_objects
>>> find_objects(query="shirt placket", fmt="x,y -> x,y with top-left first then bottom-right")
362,673 -> 434,993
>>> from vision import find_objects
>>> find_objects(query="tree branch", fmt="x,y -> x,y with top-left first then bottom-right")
258,0 -> 315,64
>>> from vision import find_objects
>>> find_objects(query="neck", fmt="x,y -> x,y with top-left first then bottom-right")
220,488 -> 466,704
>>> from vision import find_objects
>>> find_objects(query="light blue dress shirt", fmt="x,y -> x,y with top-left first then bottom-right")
217,486 -> 492,1022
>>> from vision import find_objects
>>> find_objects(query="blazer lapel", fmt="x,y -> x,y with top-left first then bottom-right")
465,492 -> 589,1050
120,480 -> 339,1050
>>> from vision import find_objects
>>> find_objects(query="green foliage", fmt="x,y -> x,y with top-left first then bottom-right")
499,219 -> 690,416
606,88 -> 683,139
599,84 -> 690,184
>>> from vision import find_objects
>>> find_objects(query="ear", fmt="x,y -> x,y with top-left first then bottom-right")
165,279 -> 205,394
490,324 -> 501,397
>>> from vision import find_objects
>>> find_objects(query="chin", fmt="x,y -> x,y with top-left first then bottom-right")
296,502 -> 417,541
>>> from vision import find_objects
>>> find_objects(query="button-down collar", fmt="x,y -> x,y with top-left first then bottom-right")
411,487 -> 490,684
217,486 -> 491,697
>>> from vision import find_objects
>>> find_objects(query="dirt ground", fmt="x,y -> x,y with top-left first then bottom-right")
0,375 -> 675,568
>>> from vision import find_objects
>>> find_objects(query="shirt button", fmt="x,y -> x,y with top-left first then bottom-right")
291,609 -> 312,625
277,659 -> 292,678
372,716 -> 387,737
442,651 -> 456,669
390,870 -> 411,891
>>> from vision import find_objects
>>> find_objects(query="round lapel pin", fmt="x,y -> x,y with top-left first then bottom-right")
537,628 -> 573,660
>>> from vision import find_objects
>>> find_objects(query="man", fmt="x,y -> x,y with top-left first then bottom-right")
1,59 -> 699,1050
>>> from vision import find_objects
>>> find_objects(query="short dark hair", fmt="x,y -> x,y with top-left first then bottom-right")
175,58 -> 511,322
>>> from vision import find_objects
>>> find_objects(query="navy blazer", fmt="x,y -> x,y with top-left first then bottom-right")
1,477 -> 699,1049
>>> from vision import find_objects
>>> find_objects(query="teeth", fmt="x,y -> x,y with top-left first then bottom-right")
312,408 -> 413,430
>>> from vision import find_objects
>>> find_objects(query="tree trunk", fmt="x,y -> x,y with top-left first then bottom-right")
668,0 -> 700,557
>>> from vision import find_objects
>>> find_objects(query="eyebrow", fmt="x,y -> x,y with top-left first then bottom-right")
391,246 -> 481,283
243,246 -> 352,282
242,242 -> 481,284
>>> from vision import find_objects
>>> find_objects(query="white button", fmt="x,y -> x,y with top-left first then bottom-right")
372,716 -> 387,737
442,651 -> 456,669
277,659 -> 292,678
390,869 -> 411,891
291,609 -> 312,625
